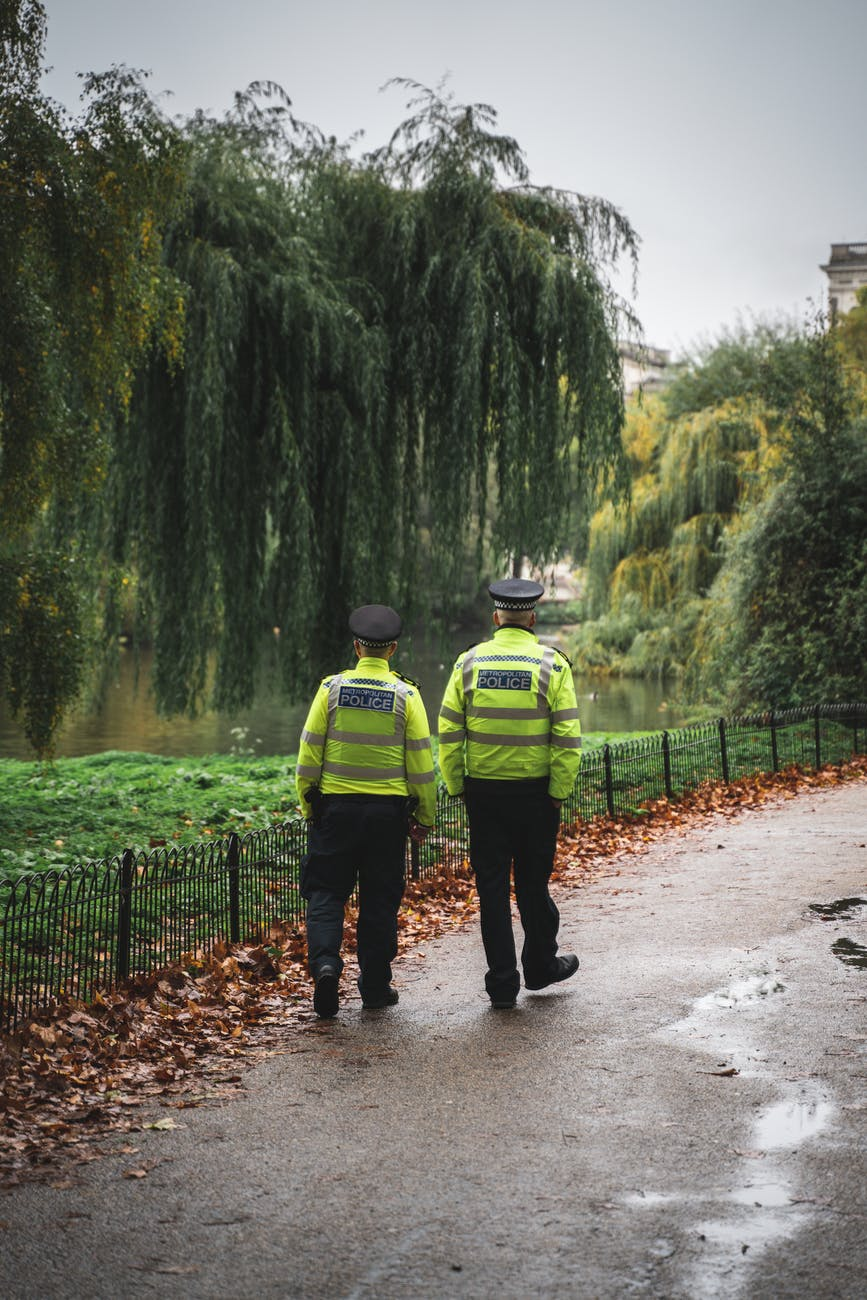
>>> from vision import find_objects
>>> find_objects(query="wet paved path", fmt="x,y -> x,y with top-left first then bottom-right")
4,781 -> 867,1298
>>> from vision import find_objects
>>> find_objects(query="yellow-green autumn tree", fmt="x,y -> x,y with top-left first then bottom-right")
571,326 -> 791,678
836,284 -> 867,379
573,317 -> 867,710
690,321 -> 867,708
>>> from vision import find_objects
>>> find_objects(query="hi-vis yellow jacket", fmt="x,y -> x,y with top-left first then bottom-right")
438,626 -> 582,799
295,656 -> 436,826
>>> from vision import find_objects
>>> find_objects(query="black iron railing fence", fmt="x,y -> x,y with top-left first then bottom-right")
1,702 -> 865,1032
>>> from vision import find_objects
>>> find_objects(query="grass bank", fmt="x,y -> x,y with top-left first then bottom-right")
0,751 -> 299,878
0,735 -> 629,878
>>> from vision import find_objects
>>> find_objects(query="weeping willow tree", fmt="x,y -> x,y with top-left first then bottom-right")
571,325 -> 793,678
0,0 -> 186,753
92,79 -> 638,719
573,316 -> 867,704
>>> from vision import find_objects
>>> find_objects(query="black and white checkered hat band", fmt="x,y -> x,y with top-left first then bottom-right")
357,636 -> 396,647
493,597 -> 537,610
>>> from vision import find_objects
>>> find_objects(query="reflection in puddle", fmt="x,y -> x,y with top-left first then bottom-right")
697,972 -> 785,1011
808,897 -> 867,920
695,1202 -> 794,1254
691,1165 -> 818,1296
730,1182 -> 791,1208
622,1191 -> 677,1208
754,1099 -> 833,1150
808,897 -> 867,971
831,937 -> 867,969
660,976 -> 838,1298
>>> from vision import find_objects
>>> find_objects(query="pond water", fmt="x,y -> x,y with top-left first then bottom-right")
0,626 -> 688,761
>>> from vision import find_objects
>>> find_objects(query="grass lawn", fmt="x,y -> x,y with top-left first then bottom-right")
5,707 -> 851,879
0,751 -> 300,878
0,734 -> 631,878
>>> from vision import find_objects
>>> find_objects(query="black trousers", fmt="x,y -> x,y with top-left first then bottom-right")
300,795 -> 407,996
464,777 -> 562,1001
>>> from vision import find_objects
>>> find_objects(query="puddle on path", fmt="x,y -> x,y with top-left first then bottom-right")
831,937 -> 867,969
808,898 -> 867,972
688,1157 -> 821,1299
622,1191 -> 677,1208
658,969 -> 836,1299
808,897 -> 867,920
696,971 -> 785,1012
753,1098 -> 833,1150
624,1179 -> 809,1300
661,969 -> 787,1083
730,1182 -> 792,1208
693,1197 -> 800,1266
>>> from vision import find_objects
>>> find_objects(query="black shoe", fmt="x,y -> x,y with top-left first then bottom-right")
524,954 -> 579,991
490,997 -> 517,1010
313,967 -> 339,1018
361,985 -> 399,1010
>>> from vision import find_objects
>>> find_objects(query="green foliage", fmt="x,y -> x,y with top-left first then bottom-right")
571,592 -> 702,678
0,551 -> 85,754
0,750 -> 299,877
1,34 -> 635,750
534,598 -> 584,625
569,316 -> 867,700
582,387 -> 771,620
690,325 -> 867,707
1,733 -> 637,877
663,322 -> 795,419
572,361 -> 778,679
106,78 -> 636,715
835,285 -> 867,376
0,1 -> 187,754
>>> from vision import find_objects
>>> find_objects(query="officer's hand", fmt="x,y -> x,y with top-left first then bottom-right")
408,818 -> 432,844
549,797 -> 563,810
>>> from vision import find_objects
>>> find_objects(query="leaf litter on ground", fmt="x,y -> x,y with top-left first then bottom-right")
1,757 -> 865,1187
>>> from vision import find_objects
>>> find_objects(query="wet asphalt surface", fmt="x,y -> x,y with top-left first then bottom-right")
3,781 -> 866,1299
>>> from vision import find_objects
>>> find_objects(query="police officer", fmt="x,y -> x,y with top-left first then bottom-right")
296,605 -> 436,1018
438,579 -> 582,1009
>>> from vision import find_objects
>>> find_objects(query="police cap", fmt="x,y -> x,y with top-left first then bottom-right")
488,578 -> 545,611
349,604 -> 402,647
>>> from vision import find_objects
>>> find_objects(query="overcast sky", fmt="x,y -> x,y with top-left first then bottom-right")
41,0 -> 867,357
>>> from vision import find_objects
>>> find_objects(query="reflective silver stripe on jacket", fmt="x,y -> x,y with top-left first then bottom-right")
536,647 -> 555,714
296,763 -> 323,779
326,674 -> 345,727
301,728 -> 326,746
550,707 -> 580,724
438,729 -> 466,744
407,770 -> 436,784
439,704 -> 464,725
466,730 -> 550,748
321,760 -> 407,780
461,650 -> 476,699
467,704 -> 549,721
406,736 -> 432,751
551,734 -> 582,749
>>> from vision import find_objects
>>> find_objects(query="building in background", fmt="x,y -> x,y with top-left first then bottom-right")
821,243 -> 867,320
619,343 -> 672,397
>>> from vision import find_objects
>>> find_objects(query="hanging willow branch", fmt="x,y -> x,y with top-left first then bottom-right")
100,79 -> 637,715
